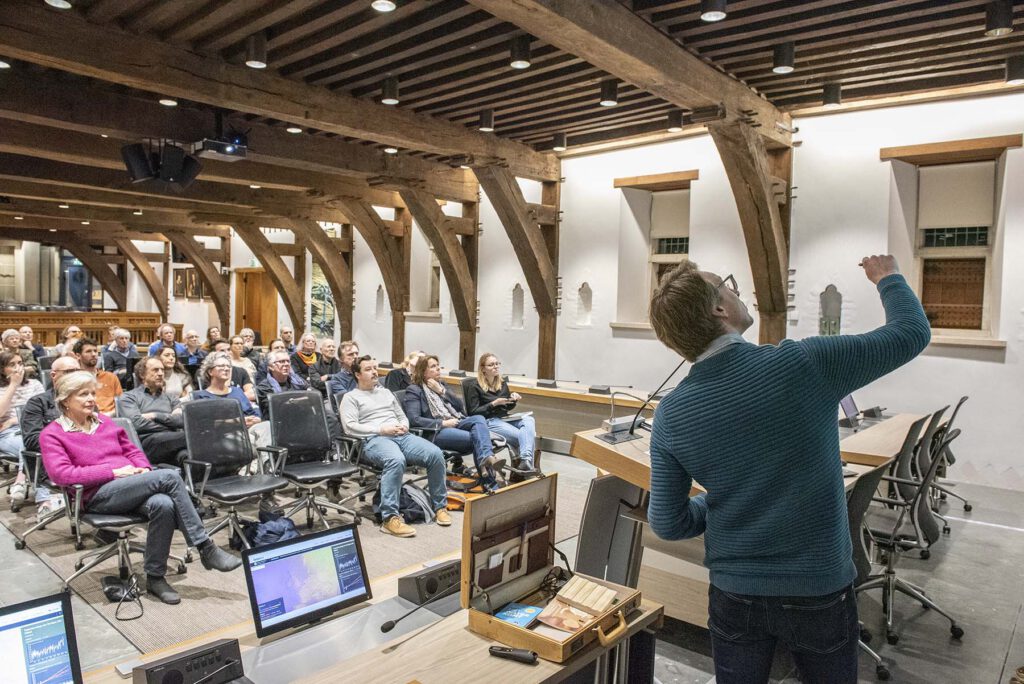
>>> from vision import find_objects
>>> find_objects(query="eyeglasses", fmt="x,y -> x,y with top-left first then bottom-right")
716,274 -> 740,297
212,364 -> 232,370
485,361 -> 501,368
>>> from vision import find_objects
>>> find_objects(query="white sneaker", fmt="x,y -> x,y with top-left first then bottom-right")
9,481 -> 26,503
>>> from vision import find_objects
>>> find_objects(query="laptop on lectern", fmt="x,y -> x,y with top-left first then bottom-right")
0,591 -> 84,684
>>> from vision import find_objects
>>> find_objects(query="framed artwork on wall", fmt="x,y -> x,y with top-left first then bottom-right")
185,268 -> 199,299
173,269 -> 186,298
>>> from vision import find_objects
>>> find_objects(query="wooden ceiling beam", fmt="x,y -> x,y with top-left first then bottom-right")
232,220 -> 305,330
0,197 -> 235,233
62,236 -> 128,311
0,1 -> 557,180
113,237 -> 169,320
466,0 -> 790,146
193,0 -> 322,53
0,217 -> 167,242
163,230 -> 230,332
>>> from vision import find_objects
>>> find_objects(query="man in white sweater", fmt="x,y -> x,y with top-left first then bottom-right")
340,356 -> 450,538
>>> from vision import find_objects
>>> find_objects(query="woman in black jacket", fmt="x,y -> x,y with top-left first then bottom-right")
290,333 -> 326,395
384,350 -> 422,392
401,354 -> 502,490
463,353 -> 536,471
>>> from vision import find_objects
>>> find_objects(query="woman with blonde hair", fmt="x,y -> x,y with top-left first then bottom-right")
40,371 -> 241,605
228,335 -> 257,385
464,353 -> 536,472
384,350 -> 423,392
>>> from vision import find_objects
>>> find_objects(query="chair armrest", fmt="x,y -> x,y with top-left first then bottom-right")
256,446 -> 288,474
182,458 -> 212,498
871,497 -> 910,507
20,450 -> 42,486
411,426 -> 438,442
881,475 -> 921,489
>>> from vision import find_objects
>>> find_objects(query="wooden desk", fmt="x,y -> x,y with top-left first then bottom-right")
84,550 -> 663,684
570,416 -> 916,627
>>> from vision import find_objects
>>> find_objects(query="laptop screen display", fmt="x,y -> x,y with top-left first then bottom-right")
0,592 -> 83,684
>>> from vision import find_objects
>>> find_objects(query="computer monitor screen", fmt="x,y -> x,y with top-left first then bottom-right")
0,592 -> 83,684
840,394 -> 859,420
242,523 -> 372,638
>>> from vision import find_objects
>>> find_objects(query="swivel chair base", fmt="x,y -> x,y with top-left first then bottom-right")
205,506 -> 258,550
857,569 -> 963,645
14,502 -> 67,550
63,529 -> 189,590
281,487 -> 360,530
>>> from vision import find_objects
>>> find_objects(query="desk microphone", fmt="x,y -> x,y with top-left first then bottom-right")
381,583 -> 460,633
627,359 -> 686,436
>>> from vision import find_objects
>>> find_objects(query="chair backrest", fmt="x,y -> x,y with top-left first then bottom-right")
331,391 -> 348,417
891,414 -> 931,501
910,408 -> 948,545
847,464 -> 889,585
936,395 -> 968,464
912,406 -> 948,480
393,389 -> 410,421
268,391 -> 333,463
37,355 -> 57,372
460,377 -> 474,403
909,428 -> 962,543
111,417 -> 143,449
182,398 -> 254,473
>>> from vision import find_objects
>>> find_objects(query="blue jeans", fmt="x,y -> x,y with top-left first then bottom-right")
1,426 -> 50,504
486,416 -> 535,469
707,583 -> 859,684
432,416 -> 493,469
362,434 -> 447,521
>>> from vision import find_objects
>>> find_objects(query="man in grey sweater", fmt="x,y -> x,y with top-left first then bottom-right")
339,356 -> 450,538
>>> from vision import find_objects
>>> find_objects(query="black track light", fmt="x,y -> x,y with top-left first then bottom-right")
667,110 -> 684,132
478,109 -> 495,132
773,42 -> 795,74
552,132 -> 567,152
510,35 -> 531,70
245,33 -> 268,69
985,0 -> 1013,37
823,82 -> 842,108
599,79 -> 618,107
371,0 -> 397,11
1007,55 -> 1024,85
44,0 -> 73,8
700,0 -> 727,22
380,76 -> 399,105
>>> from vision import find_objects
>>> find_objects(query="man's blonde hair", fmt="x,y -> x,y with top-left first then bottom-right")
649,261 -> 725,362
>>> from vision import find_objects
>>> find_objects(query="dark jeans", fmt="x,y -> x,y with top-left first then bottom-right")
433,415 -> 493,469
88,469 -> 209,577
707,583 -> 859,684
139,430 -> 188,467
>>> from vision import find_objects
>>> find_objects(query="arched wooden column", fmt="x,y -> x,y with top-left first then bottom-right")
163,230 -> 230,332
232,220 -> 305,331
62,236 -> 127,311
112,237 -> 167,319
332,198 -> 410,362
474,165 -> 560,378
288,218 -> 354,341
398,187 -> 478,371
708,121 -> 790,344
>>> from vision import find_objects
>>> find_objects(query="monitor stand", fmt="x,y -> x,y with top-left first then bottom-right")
241,594 -> 460,682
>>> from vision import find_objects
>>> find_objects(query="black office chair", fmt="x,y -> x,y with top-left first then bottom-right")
846,463 -> 893,681
930,396 -> 971,513
181,400 -> 289,550
37,355 -> 57,372
268,391 -> 361,529
62,417 -> 190,589
896,406 -> 948,555
859,427 -> 965,646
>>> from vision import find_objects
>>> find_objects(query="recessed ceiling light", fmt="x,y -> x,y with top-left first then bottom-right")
80,221 -> 90,225
249,184 -> 261,189
159,98 -> 178,107
0,59 -> 10,70
58,203 -> 70,209
459,164 -> 471,170
14,216 -> 23,220
48,228 -> 57,232
44,0 -> 73,8
133,209 -> 143,216
371,0 -> 397,11
100,134 -> 109,138
286,126 -> 303,134
384,146 -> 398,154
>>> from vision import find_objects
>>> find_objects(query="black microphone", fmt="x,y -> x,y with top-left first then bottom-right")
380,584 -> 460,633
627,359 -> 686,436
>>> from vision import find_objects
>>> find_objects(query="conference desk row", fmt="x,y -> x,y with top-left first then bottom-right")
569,413 -> 920,627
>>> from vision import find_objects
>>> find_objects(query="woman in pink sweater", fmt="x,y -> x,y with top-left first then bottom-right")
40,371 -> 241,605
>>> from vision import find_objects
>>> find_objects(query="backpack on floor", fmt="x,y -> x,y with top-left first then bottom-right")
372,482 -> 435,524
230,508 -> 300,550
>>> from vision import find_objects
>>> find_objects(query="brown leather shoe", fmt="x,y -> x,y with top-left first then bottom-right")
435,508 -> 452,526
381,516 -> 416,537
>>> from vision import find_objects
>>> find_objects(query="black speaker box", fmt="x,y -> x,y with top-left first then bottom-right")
159,144 -> 187,183
397,558 -> 461,605
132,638 -> 251,684
121,143 -> 156,183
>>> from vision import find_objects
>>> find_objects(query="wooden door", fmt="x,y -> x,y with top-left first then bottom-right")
234,268 -> 277,343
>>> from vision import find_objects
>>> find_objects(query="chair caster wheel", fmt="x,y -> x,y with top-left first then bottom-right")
950,625 -> 963,640
184,552 -> 193,563
74,561 -> 83,571
939,492 -> 947,500
74,541 -> 85,550
353,517 -> 361,526
11,504 -> 20,513
920,549 -> 930,560
177,564 -> 187,575
14,540 -> 25,550
860,628 -> 872,644
963,504 -> 972,512
942,526 -> 950,534
876,665 -> 891,680
886,632 -> 899,645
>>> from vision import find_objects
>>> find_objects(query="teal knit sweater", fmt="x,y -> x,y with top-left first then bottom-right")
648,274 -> 930,596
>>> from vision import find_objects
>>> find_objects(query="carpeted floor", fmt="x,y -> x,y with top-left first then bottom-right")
0,453 -> 594,653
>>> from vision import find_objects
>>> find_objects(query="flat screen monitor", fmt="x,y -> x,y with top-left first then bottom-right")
0,592 -> 83,684
840,394 -> 859,420
242,523 -> 373,638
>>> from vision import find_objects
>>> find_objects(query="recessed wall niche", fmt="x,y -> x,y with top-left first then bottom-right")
510,283 -> 524,329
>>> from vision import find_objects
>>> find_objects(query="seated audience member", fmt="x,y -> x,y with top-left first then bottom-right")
254,338 -> 286,384
191,352 -> 263,432
181,330 -> 206,367
290,333 -> 323,393
154,347 -> 192,400
21,357 -> 82,515
340,356 -> 449,537
403,355 -> 502,490
384,350 -> 423,393
18,326 -> 45,360
53,325 -> 83,357
40,371 -> 241,605
73,338 -> 122,416
464,353 -> 536,472
311,339 -> 341,398
148,323 -> 186,357
0,351 -> 48,507
2,329 -> 38,377
102,328 -> 139,387
202,326 -> 221,352
118,357 -> 188,467
255,349 -> 308,418
279,326 -> 296,353
210,340 -> 256,401
239,328 -> 261,365
228,335 -> 257,385
327,341 -> 360,396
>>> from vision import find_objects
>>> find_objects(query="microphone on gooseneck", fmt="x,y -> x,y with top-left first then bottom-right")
627,359 -> 687,436
380,584 -> 460,633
